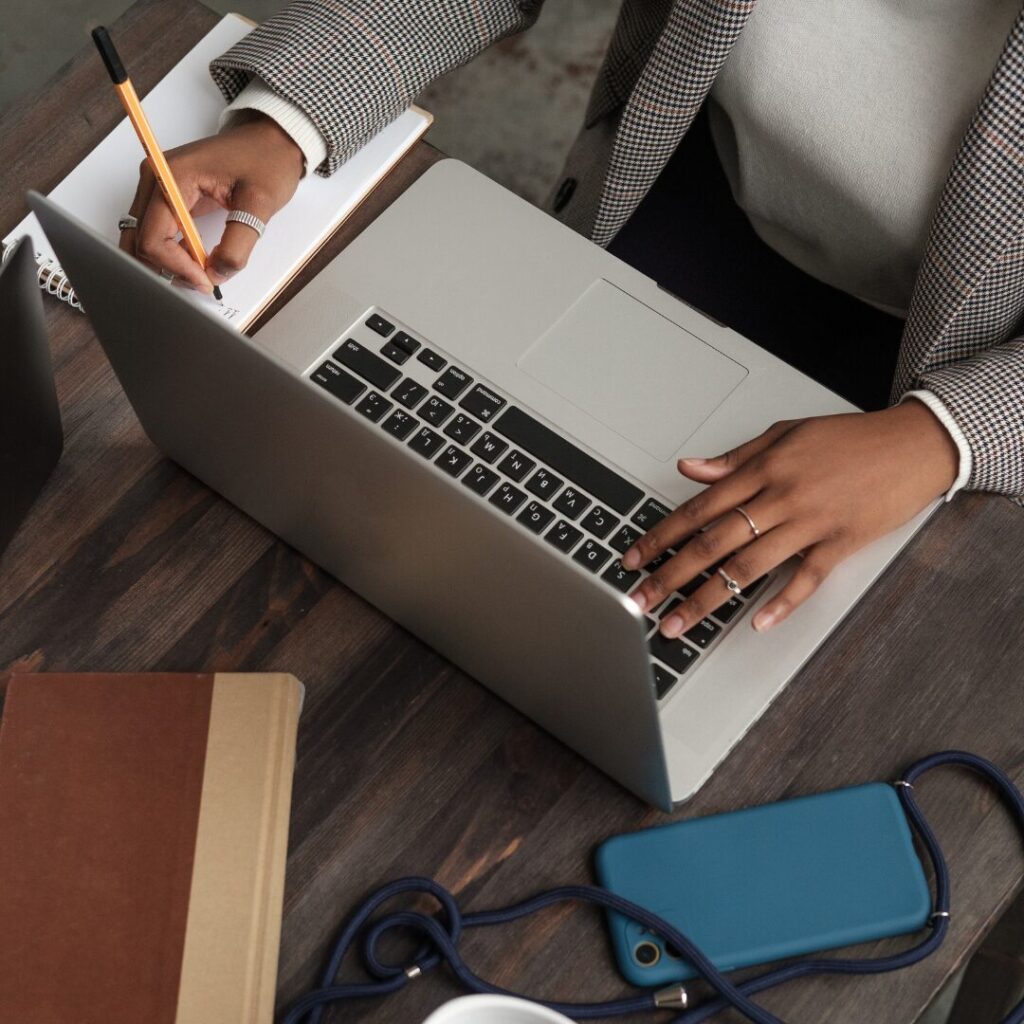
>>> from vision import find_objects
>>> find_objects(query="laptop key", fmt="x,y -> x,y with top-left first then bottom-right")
392,378 -> 428,409
712,596 -> 743,623
463,463 -> 500,496
409,426 -> 445,458
552,486 -> 590,520
444,413 -> 482,446
381,409 -> 417,440
471,431 -> 508,464
679,572 -> 708,598
498,450 -> 536,482
334,338 -> 401,390
365,313 -> 394,337
490,482 -> 528,515
545,519 -> 583,554
601,559 -> 641,593
494,406 -> 644,515
653,664 -> 678,700
355,391 -> 392,423
684,617 -> 721,649
631,497 -> 673,531
434,366 -> 473,399
381,341 -> 410,365
420,395 -> 455,426
310,361 -> 365,405
517,500 -> 555,534
742,575 -> 769,599
459,383 -> 507,422
437,444 -> 473,478
525,468 -> 563,500
648,634 -> 700,675
573,540 -> 612,573
580,505 -> 618,540
417,348 -> 447,372
609,524 -> 642,554
391,331 -> 420,355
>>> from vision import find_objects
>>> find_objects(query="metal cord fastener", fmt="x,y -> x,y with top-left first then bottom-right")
893,780 -> 914,790
929,911 -> 951,926
404,965 -> 423,980
654,984 -> 688,1010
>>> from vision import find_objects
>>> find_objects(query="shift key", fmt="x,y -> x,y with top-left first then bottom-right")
333,338 -> 401,390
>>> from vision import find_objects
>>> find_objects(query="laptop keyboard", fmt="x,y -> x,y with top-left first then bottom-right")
308,309 -> 769,705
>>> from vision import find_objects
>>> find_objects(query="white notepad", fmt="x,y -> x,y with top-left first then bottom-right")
1,14 -> 432,331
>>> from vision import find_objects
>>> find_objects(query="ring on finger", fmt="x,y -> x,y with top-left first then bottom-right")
118,215 -> 138,232
734,505 -> 760,539
160,269 -> 175,283
717,567 -> 743,596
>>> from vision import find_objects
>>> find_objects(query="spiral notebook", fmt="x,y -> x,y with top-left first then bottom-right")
0,14 -> 432,331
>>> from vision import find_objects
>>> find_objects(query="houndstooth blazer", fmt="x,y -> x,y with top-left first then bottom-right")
210,0 -> 1024,499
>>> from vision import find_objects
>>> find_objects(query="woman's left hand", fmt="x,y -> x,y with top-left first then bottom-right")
622,399 -> 960,635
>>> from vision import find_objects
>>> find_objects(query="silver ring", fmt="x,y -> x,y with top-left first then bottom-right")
118,215 -> 138,232
734,505 -> 760,539
160,269 -> 175,283
717,567 -> 743,596
226,209 -> 266,238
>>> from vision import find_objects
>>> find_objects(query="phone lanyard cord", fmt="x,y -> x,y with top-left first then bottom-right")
281,750 -> 1024,1024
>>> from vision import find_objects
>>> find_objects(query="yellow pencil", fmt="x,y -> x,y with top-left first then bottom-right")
92,26 -> 223,301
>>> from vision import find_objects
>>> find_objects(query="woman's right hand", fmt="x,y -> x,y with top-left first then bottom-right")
118,110 -> 305,293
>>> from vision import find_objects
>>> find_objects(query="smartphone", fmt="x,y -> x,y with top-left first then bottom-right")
595,783 -> 931,987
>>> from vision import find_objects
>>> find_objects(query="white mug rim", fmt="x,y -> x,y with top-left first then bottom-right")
421,994 -> 574,1024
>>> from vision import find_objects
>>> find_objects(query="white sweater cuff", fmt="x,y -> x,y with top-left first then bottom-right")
219,77 -> 328,175
900,390 -> 972,500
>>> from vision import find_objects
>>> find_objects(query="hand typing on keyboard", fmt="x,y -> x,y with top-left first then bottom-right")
621,403 -> 959,636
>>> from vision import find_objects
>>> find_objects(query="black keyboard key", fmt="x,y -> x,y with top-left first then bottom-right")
679,573 -> 707,598
609,524 -> 642,554
517,501 -> 555,534
601,559 -> 642,593
444,413 -> 482,446
525,468 -> 563,500
545,519 -> 583,553
552,486 -> 590,520
381,341 -> 410,365
392,331 -> 420,355
580,505 -> 618,539
381,409 -> 418,440
459,384 -> 507,422
365,313 -> 394,336
631,497 -> 673,531
573,540 -> 612,573
434,366 -> 473,399
420,395 -> 455,426
334,338 -> 401,390
653,664 -> 678,700
437,444 -> 473,478
409,426 -> 444,459
417,348 -> 447,371
645,616 -> 657,632
354,391 -> 392,423
471,432 -> 508,464
310,361 -> 365,405
494,406 -> 644,516
648,634 -> 700,675
392,378 -> 428,409
463,463 -> 500,495
498,450 -> 536,482
685,617 -> 721,649
712,596 -> 743,623
742,575 -> 769,599
490,482 -> 528,515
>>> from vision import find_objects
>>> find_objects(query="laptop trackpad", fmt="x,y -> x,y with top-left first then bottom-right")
517,280 -> 747,461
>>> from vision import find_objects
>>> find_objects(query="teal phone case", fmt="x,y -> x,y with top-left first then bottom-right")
595,783 -> 931,986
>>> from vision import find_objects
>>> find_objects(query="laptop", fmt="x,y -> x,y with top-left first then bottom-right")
29,161 -> 932,809
0,237 -> 63,558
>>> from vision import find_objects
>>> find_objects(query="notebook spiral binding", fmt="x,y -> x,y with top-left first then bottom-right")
1,240 -> 83,312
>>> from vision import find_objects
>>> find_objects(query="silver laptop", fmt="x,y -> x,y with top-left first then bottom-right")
29,160 -> 931,809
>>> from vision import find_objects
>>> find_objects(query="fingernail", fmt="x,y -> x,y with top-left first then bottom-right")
629,591 -> 648,612
753,607 -> 779,632
660,614 -> 684,638
622,548 -> 640,570
679,458 -> 707,467
196,282 -> 214,294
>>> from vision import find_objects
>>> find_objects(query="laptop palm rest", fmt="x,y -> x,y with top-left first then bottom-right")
517,279 -> 747,461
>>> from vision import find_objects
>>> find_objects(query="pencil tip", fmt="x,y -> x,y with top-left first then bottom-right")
213,285 -> 223,301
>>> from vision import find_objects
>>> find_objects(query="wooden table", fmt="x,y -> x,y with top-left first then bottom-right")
3,2 -> 1023,1021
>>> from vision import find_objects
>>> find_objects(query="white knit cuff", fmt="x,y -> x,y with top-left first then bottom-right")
900,390 -> 972,501
219,77 -> 328,175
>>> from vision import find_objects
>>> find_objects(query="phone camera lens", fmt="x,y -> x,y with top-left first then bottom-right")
634,941 -> 661,966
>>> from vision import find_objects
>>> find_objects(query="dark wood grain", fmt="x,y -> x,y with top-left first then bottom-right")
2,4 -> 1024,1022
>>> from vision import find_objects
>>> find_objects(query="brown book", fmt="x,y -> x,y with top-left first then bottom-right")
0,672 -> 303,1024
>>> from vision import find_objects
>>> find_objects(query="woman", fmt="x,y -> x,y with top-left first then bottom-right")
120,0 -> 1024,637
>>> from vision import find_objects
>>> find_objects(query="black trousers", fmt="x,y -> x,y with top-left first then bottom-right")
608,107 -> 905,413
